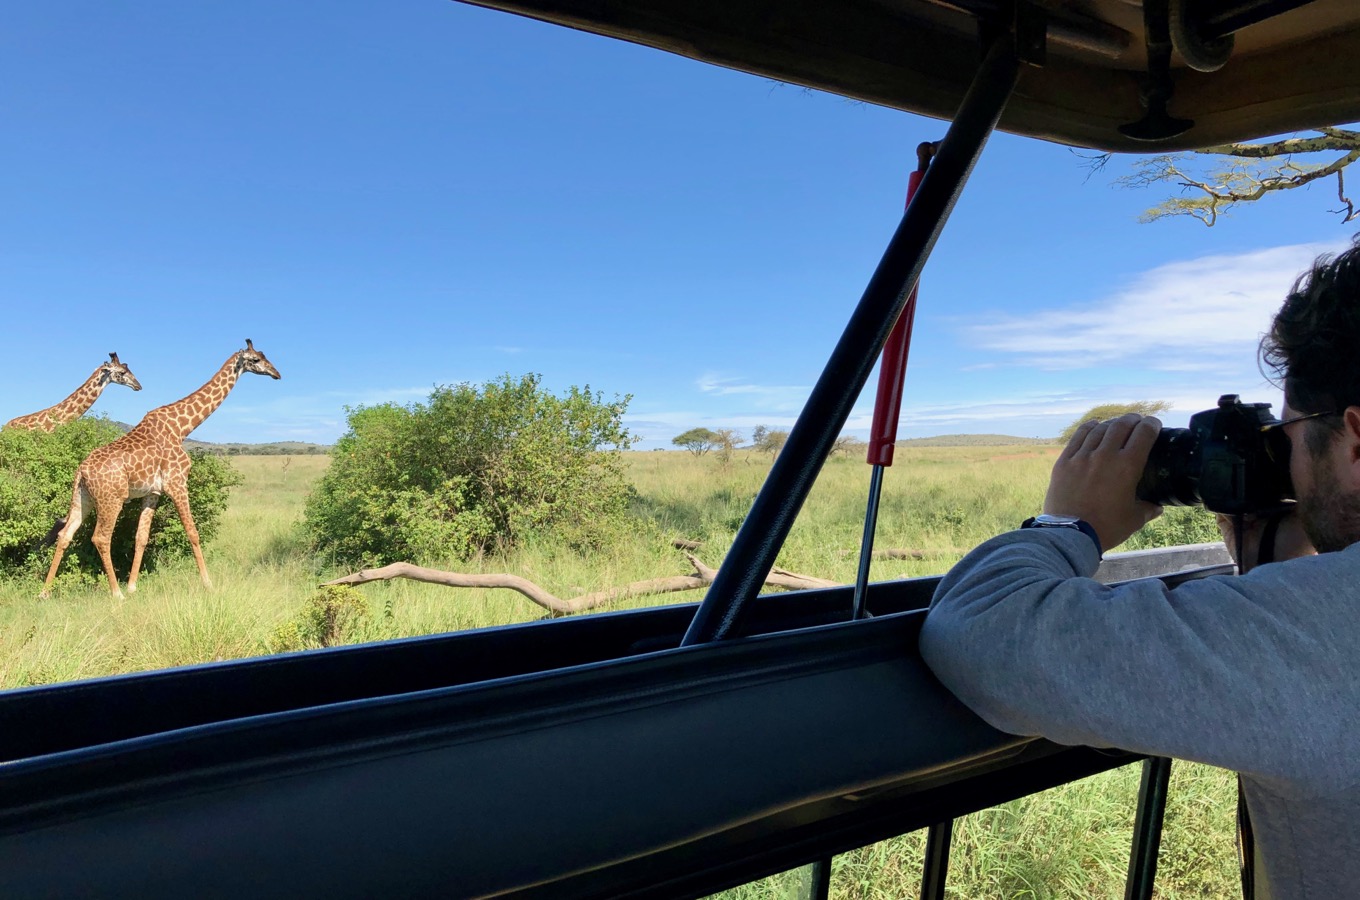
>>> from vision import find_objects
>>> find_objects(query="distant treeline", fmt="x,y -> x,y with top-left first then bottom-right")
185,441 -> 332,456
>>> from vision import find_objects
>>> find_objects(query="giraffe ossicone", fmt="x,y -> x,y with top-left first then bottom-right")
4,353 -> 142,432
40,341 -> 282,599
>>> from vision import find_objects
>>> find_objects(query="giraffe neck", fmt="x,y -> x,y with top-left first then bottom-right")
46,367 -> 109,426
154,354 -> 243,440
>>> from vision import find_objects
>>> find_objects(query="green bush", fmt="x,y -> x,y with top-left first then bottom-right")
268,585 -> 373,652
305,373 -> 635,565
0,419 -> 242,584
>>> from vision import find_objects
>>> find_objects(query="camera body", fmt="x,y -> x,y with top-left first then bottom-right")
1136,394 -> 1294,515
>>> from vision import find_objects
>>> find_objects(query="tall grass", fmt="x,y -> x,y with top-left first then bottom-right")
0,449 -> 1238,898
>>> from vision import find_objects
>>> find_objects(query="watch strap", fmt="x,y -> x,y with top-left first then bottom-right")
1021,515 -> 1103,557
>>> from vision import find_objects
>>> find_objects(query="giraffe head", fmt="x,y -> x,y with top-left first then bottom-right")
237,339 -> 282,380
102,353 -> 142,391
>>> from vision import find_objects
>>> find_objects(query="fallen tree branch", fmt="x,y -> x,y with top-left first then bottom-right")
683,554 -> 838,591
322,553 -> 839,615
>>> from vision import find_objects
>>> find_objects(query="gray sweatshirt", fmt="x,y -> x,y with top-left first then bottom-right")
919,528 -> 1360,899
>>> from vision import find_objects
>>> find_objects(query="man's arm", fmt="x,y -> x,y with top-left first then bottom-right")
919,413 -> 1338,782
919,526 -> 1344,781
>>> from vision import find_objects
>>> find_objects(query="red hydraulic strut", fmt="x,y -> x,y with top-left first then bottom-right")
865,141 -> 936,468
851,140 -> 937,620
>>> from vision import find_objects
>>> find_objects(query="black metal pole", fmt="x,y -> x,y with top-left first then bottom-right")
920,820 -> 954,900
1125,757 -> 1172,900
807,857 -> 833,900
680,35 -> 1020,647
850,465 -> 886,621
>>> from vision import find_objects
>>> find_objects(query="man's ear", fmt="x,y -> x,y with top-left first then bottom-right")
1343,407 -> 1360,466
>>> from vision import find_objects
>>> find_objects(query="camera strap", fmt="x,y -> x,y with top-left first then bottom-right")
1232,509 -> 1276,900
1258,509 -> 1288,565
1237,772 -> 1256,900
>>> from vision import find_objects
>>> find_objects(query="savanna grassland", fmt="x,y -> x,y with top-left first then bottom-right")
0,447 -> 1238,899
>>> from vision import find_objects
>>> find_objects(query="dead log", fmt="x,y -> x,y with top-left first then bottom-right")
322,553 -> 839,615
672,538 -> 702,550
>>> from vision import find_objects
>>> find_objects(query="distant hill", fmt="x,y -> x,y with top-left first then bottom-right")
895,434 -> 1055,447
103,421 -> 329,455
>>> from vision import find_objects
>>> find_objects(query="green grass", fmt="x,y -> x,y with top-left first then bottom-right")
0,448 -> 1238,898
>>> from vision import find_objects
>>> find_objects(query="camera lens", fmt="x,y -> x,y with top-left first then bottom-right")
1137,427 -> 1200,506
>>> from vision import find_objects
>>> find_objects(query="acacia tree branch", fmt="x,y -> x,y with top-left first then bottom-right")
322,553 -> 839,615
1333,167 -> 1358,222
1195,129 -> 1360,158
1110,128 -> 1360,226
1181,150 -> 1360,203
1132,149 -> 1360,226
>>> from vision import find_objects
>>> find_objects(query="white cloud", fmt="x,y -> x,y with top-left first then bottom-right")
695,373 -> 810,411
697,373 -> 807,396
630,244 -> 1340,445
966,242 -> 1346,371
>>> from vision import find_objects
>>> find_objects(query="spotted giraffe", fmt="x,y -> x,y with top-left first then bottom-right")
41,340 -> 281,598
5,354 -> 142,432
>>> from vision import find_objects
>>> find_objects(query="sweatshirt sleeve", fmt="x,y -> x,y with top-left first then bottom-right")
918,529 -> 1360,783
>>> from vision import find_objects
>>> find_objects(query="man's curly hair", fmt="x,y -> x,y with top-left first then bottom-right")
1261,237 -> 1360,453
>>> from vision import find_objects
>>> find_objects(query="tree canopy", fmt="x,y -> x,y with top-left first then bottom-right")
712,429 -> 743,466
751,426 -> 789,455
1059,401 -> 1172,444
1089,125 -> 1360,226
672,427 -> 719,456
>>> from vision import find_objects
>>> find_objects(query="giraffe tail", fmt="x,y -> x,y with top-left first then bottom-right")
42,518 -> 67,547
43,469 -> 86,546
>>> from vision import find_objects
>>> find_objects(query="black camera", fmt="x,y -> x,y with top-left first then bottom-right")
1136,394 -> 1294,514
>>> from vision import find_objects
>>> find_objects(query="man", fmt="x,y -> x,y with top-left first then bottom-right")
919,240 -> 1360,899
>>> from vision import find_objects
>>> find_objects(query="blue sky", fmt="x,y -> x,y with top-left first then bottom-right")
2,2 -> 1354,447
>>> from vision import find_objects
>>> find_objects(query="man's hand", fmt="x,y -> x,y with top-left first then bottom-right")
1044,414 -> 1164,552
1216,507 -> 1317,571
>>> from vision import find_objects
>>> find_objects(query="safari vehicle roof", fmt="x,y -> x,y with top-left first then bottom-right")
465,0 -> 1360,151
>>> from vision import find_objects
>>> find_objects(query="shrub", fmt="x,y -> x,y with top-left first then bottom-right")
269,585 -> 372,652
305,373 -> 635,565
1058,401 -> 1172,443
0,419 -> 242,583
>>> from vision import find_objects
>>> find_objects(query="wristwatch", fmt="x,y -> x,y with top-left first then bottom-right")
1021,514 -> 1103,557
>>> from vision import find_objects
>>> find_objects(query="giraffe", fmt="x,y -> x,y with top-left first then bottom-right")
5,353 -> 142,432
40,340 -> 281,599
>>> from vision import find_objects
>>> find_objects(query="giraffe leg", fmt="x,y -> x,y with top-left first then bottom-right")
91,497 -> 126,599
167,483 -> 212,589
40,482 -> 90,599
125,494 -> 160,595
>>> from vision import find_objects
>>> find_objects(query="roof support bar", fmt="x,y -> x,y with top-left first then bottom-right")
682,32 -> 1021,646
1124,756 -> 1173,900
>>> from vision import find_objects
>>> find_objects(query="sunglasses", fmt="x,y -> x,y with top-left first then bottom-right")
1259,410 -> 1344,465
